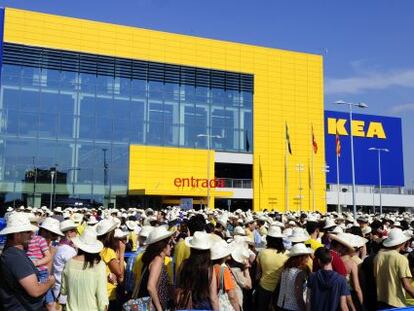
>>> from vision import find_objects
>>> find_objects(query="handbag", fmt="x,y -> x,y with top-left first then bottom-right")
123,266 -> 155,311
218,265 -> 235,311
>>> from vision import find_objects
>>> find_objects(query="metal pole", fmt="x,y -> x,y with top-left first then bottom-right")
49,170 -> 55,210
349,104 -> 357,219
206,135 -> 211,209
372,185 -> 376,214
311,150 -> 315,211
298,164 -> 303,212
336,152 -> 340,213
378,150 -> 383,215
285,139 -> 288,213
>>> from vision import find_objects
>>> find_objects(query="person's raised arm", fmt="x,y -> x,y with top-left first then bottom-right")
19,274 -> 55,298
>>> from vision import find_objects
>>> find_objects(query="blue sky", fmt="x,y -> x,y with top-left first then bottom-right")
1,0 -> 413,187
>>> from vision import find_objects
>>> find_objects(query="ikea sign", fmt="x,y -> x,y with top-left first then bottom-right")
325,111 -> 404,186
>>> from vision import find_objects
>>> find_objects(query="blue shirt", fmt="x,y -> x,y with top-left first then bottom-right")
125,247 -> 145,293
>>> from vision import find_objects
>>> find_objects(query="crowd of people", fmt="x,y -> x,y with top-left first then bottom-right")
1,204 -> 414,310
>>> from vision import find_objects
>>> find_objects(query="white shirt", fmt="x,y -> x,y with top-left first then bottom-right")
53,244 -> 77,304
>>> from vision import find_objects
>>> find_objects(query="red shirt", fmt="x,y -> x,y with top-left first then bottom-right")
313,250 -> 347,277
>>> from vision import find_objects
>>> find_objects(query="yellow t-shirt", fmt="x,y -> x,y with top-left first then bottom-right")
374,249 -> 412,307
245,228 -> 254,241
259,226 -> 268,236
174,239 -> 191,275
100,247 -> 118,301
258,249 -> 288,292
406,279 -> 414,305
133,252 -> 174,285
129,232 -> 138,252
304,238 -> 324,251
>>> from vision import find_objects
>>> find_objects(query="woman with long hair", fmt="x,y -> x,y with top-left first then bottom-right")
256,226 -> 288,311
176,231 -> 219,310
97,218 -> 124,311
137,226 -> 174,311
276,243 -> 312,311
61,227 -> 108,311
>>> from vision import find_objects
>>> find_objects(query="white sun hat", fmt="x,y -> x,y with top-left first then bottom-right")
211,239 -> 233,260
288,243 -> 313,257
87,216 -> 99,225
233,226 -> 246,236
0,212 -> 38,235
96,219 -> 118,236
383,228 -> 411,248
126,220 -> 137,231
185,231 -> 213,250
54,206 -> 63,213
288,227 -> 309,243
40,217 -> 64,236
72,227 -> 103,254
231,244 -> 250,264
331,226 -> 344,234
114,228 -> 129,239
324,219 -> 337,230
267,226 -> 286,238
139,225 -> 154,238
6,207 -> 13,212
71,213 -> 84,224
145,226 -> 174,245
331,232 -> 357,249
60,219 -> 78,232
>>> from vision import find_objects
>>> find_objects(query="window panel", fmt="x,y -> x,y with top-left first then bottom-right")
6,110 -> 19,135
78,116 -> 95,140
77,144 -> 95,168
2,89 -> 20,111
40,91 -> 60,113
37,140 -> 57,167
58,114 -> 74,139
20,90 -> 40,113
111,145 -> 129,168
95,97 -> 112,117
38,113 -> 58,138
19,112 -> 38,137
95,117 -> 113,141
131,79 -> 146,99
112,118 -> 130,142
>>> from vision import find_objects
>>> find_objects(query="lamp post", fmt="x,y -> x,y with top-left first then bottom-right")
333,100 -> 368,219
49,167 -> 56,210
368,147 -> 389,215
197,133 -> 222,209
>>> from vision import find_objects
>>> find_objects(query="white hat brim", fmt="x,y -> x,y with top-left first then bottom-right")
96,222 -> 118,236
211,248 -> 233,260
288,249 -> 313,257
72,237 -> 103,254
382,235 -> 411,248
40,225 -> 64,237
184,236 -> 212,250
61,225 -> 78,232
145,230 -> 174,245
0,223 -> 38,235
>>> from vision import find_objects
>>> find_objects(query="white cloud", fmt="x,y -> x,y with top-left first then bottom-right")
325,69 -> 414,94
390,103 -> 414,114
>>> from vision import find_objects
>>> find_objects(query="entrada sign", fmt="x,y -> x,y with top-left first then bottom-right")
327,118 -> 386,139
174,177 -> 225,188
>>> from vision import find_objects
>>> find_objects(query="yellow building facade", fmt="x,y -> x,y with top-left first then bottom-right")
1,8 -> 326,212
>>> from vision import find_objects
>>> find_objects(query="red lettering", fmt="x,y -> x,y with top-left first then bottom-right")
174,178 -> 181,187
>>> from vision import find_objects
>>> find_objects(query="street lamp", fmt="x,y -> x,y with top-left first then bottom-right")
368,147 -> 389,215
49,167 -> 56,210
333,100 -> 368,219
197,133 -> 222,209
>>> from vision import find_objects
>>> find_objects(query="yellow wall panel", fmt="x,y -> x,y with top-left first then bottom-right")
4,7 -> 326,212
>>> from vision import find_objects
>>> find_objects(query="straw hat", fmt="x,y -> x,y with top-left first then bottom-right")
0,212 -> 37,235
96,219 -> 118,236
383,228 -> 411,248
330,232 -> 356,249
185,231 -> 213,250
288,243 -> 313,257
72,227 -> 103,254
267,226 -> 286,238
211,239 -> 233,260
231,244 -> 250,264
114,228 -> 129,239
60,219 -> 78,232
233,226 -> 246,236
288,227 -> 309,243
139,226 -> 154,238
145,226 -> 174,245
323,219 -> 337,230
40,217 -> 64,236
87,216 -> 98,225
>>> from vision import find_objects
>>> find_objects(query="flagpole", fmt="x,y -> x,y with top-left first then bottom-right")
312,147 -> 315,212
336,151 -> 341,213
285,138 -> 288,213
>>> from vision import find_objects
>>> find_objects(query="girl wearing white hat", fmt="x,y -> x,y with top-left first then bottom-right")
52,219 -> 78,307
256,226 -> 288,311
276,243 -> 313,311
228,244 -> 252,310
176,231 -> 219,310
97,218 -> 125,309
136,226 -> 175,311
61,227 -> 108,311
211,239 -> 240,311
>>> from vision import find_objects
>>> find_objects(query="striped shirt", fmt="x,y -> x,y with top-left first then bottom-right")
26,235 -> 49,271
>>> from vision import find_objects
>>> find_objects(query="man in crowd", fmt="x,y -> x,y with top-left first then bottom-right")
0,212 -> 55,310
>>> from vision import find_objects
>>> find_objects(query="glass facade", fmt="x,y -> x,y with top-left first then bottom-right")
0,44 -> 253,207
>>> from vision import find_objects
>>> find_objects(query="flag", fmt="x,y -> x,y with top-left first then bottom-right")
245,130 -> 250,152
285,123 -> 292,155
336,131 -> 341,157
312,125 -> 318,154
